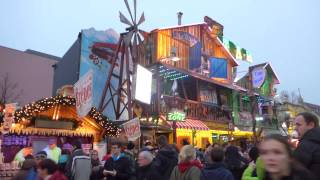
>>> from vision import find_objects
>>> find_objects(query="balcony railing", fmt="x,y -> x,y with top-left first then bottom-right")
154,95 -> 232,123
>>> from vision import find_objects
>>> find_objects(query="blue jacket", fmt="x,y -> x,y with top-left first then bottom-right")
201,162 -> 234,180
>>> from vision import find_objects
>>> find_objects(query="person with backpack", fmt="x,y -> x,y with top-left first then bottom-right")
201,147 -> 234,180
154,135 -> 178,180
170,145 -> 202,180
65,140 -> 92,180
293,112 -> 320,179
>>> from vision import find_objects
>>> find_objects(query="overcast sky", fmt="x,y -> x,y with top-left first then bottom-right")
1,0 -> 319,104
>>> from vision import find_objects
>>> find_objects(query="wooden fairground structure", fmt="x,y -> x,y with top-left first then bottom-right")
0,93 -> 120,164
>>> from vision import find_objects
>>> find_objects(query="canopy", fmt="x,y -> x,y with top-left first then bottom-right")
168,119 -> 210,131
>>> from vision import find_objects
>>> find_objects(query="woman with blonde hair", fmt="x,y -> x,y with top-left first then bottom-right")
170,145 -> 202,180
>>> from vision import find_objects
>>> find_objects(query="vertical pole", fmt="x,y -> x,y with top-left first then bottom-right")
116,45 -> 126,119
249,67 -> 257,144
173,121 -> 177,144
125,47 -> 133,120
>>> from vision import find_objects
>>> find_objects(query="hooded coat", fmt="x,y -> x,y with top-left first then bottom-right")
224,146 -> 247,180
201,162 -> 234,180
294,127 -> 320,179
136,161 -> 161,180
154,146 -> 178,180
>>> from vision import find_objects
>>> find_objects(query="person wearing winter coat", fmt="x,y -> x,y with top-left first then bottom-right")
241,147 -> 265,180
102,141 -> 135,180
259,134 -> 316,180
224,145 -> 247,180
201,147 -> 234,180
154,135 -> 178,180
12,158 -> 37,180
37,158 -> 67,180
136,151 -> 161,180
65,140 -> 92,180
293,112 -> 320,179
170,145 -> 202,180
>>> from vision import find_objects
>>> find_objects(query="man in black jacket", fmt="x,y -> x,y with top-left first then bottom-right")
136,151 -> 161,180
294,112 -> 320,179
103,141 -> 135,180
153,135 -> 178,180
201,147 -> 234,180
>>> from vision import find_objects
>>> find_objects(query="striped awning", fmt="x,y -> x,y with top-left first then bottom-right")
168,119 -> 210,131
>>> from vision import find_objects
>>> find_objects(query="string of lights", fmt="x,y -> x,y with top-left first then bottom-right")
14,96 -> 120,136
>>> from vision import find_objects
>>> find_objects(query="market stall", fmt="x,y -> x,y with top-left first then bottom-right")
0,95 -> 119,178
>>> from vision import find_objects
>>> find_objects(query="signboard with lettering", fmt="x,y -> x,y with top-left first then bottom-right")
74,70 -> 93,118
123,118 -> 141,141
252,67 -> 266,88
1,103 -> 17,134
167,110 -> 186,121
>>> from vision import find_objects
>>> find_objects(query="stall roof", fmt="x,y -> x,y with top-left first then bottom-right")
13,95 -> 120,137
167,119 -> 210,131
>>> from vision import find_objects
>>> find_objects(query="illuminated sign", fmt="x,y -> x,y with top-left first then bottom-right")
167,110 -> 186,121
172,31 -> 199,47
133,64 -> 153,104
252,67 -> 266,88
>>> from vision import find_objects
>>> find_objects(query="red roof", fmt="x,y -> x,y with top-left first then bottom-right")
167,119 -> 210,131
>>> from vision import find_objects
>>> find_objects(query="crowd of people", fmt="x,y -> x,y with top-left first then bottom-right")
10,112 -> 320,180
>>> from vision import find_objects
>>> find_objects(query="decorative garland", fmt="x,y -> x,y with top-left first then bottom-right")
14,96 -> 120,136
14,96 -> 76,123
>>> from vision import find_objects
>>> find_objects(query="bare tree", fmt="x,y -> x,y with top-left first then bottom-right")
279,90 -> 303,104
280,90 -> 289,102
0,73 -> 23,104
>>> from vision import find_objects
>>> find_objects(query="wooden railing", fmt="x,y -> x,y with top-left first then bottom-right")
154,95 -> 232,123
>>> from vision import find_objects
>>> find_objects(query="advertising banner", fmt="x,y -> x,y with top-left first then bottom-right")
122,118 -> 141,141
74,70 -> 93,118
80,28 -> 128,120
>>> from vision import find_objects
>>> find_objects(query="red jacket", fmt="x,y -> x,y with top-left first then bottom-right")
49,171 -> 68,180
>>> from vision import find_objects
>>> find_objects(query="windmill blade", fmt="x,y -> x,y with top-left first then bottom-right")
133,32 -> 138,46
124,30 -> 134,46
137,12 -> 145,26
124,0 -> 134,23
138,29 -> 148,38
134,0 -> 137,23
137,32 -> 144,45
132,34 -> 138,59
119,11 -> 133,26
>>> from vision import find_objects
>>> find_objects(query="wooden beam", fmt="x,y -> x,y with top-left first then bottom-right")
99,38 -> 123,111
181,79 -> 189,100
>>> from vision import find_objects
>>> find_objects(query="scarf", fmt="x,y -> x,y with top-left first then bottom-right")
112,153 -> 124,161
178,160 -> 203,173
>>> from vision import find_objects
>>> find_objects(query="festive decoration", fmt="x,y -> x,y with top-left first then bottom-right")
159,66 -> 189,80
13,96 -> 120,137
88,107 -> 121,137
14,96 -> 76,123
